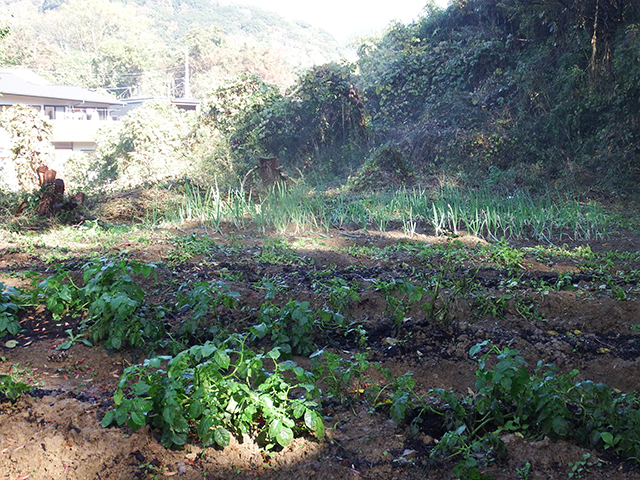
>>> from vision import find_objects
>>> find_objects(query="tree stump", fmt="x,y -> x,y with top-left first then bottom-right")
29,165 -> 84,217
38,175 -> 65,217
43,168 -> 57,187
258,156 -> 288,188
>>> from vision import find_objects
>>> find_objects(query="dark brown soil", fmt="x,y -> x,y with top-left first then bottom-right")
1,225 -> 640,480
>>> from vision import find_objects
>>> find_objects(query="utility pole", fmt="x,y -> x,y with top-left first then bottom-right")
184,46 -> 191,99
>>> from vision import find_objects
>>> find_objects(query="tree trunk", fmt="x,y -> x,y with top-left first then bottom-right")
258,156 -> 288,188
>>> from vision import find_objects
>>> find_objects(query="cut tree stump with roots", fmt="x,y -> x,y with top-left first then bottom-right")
14,165 -> 85,217
242,156 -> 289,192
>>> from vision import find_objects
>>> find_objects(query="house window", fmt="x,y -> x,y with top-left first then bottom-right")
44,105 -> 67,120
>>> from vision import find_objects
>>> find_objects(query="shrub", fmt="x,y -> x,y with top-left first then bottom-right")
102,337 -> 324,449
0,105 -> 54,191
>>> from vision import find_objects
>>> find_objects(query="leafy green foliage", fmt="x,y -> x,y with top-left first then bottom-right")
362,340 -> 640,476
57,328 -> 93,350
310,350 -> 371,403
487,238 -> 525,272
102,336 -> 324,449
317,308 -> 368,347
250,300 -> 315,355
256,238 -> 310,265
348,144 -> 413,192
0,105 -> 54,192
34,270 -> 84,321
0,373 -> 32,401
33,257 -> 163,350
80,257 -> 160,350
86,102 -> 192,191
0,283 -> 22,337
568,453 -> 603,479
354,0 -> 640,192
404,341 -> 640,473
473,293 -> 510,319
312,276 -> 360,314
175,280 -> 239,337
373,278 -> 426,332
371,366 -> 418,426
287,62 -> 368,153
225,62 -> 369,177
198,74 -> 285,178
468,341 -> 640,460
166,232 -> 220,263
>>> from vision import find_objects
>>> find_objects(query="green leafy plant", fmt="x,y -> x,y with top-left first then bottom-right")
34,270 -> 83,321
250,300 -> 315,355
0,373 -> 32,401
370,366 -> 419,426
167,233 -> 220,263
469,341 -> 640,460
488,238 -> 525,272
30,258 -> 162,351
365,340 -> 640,478
516,461 -> 532,480
57,328 -> 93,350
310,350 -> 371,403
80,257 -> 161,350
474,293 -> 511,319
373,278 -> 425,332
514,295 -> 544,320
256,238 -> 309,265
102,336 -> 324,450
0,283 -> 22,337
440,429 -> 503,480
252,276 -> 290,300
317,308 -> 368,346
313,276 -> 361,314
568,453 -> 602,479
422,272 -> 459,326
176,280 -> 239,337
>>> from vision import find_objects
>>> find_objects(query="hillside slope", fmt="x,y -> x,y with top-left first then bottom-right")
0,0 -> 344,96
354,0 -> 640,192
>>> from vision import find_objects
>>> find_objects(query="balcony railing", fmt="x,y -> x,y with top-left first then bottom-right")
50,119 -> 113,144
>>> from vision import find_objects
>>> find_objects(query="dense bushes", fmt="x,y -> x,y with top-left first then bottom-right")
68,102 -> 194,192
353,0 -> 640,192
227,63 -> 370,179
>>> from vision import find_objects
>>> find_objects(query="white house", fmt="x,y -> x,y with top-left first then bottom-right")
0,69 -> 201,191
0,69 -> 123,156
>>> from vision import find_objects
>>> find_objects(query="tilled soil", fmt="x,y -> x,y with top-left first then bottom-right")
1,226 -> 640,480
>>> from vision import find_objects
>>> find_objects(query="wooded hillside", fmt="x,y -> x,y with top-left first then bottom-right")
354,0 -> 640,193
0,0 -> 343,97
2,0 -> 640,195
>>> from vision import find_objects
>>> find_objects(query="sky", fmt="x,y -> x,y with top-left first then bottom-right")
231,0 -> 451,42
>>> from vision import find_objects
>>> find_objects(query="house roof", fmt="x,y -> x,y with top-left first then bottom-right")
0,69 -> 123,105
113,96 -> 201,118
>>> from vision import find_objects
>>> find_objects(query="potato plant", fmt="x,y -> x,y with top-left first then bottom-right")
102,336 -> 324,449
